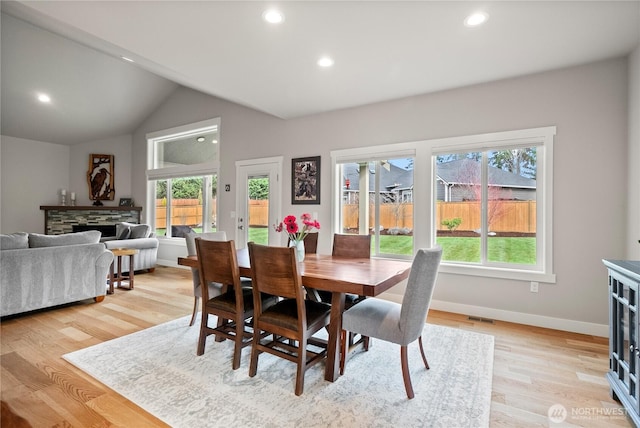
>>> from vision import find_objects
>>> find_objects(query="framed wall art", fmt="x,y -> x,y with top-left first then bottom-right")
87,154 -> 115,205
292,156 -> 320,205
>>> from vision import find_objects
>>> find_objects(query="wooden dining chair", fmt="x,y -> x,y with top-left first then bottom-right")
185,231 -> 227,326
332,233 -> 371,259
248,242 -> 331,396
316,233 -> 372,353
195,238 -> 277,369
340,246 -> 442,399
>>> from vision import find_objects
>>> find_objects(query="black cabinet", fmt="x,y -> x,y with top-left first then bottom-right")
604,259 -> 640,427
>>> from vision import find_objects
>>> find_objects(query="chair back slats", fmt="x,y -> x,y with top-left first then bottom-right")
195,239 -> 241,300
332,234 -> 371,258
248,242 -> 302,300
399,246 -> 443,343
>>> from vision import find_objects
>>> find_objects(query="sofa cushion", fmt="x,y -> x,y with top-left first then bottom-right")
116,226 -> 131,240
117,222 -> 151,239
0,232 -> 29,250
29,231 -> 101,248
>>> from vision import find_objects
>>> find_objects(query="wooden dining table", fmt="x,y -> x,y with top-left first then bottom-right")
178,249 -> 412,382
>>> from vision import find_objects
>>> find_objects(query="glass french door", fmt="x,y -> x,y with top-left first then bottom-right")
235,157 -> 282,249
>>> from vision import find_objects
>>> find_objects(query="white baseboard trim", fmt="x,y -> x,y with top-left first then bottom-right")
429,299 -> 608,337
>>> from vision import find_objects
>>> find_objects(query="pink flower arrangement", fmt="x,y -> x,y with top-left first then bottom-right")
274,213 -> 320,243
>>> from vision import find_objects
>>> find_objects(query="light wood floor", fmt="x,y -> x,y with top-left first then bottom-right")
0,266 -> 631,427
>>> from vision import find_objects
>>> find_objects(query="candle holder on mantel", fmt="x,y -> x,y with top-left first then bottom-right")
60,190 -> 67,206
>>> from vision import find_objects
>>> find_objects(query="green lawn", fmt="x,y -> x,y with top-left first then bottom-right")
436,237 -> 536,264
213,227 -> 537,265
248,227 -> 269,245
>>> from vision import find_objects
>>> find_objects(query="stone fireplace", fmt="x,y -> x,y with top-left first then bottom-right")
40,205 -> 142,236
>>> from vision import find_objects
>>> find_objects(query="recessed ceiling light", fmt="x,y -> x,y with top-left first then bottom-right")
464,12 -> 489,27
263,9 -> 284,24
211,139 -> 218,144
37,93 -> 51,103
196,136 -> 206,142
121,56 -> 135,63
317,56 -> 334,68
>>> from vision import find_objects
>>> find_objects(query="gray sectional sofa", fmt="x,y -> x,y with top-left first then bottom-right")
0,231 -> 114,317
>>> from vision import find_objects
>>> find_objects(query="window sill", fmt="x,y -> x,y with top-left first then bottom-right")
439,263 -> 556,283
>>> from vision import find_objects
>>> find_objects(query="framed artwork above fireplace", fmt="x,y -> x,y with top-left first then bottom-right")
87,154 -> 115,203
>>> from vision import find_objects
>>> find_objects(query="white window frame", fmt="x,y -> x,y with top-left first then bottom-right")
145,118 -> 221,239
331,126 -> 556,283
331,143 -> 417,259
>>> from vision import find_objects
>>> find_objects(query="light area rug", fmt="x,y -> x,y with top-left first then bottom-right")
63,316 -> 494,428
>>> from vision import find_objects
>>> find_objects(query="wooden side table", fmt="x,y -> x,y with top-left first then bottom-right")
108,248 -> 139,294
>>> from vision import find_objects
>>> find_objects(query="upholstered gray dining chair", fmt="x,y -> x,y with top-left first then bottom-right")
340,246 -> 442,399
185,231 -> 227,326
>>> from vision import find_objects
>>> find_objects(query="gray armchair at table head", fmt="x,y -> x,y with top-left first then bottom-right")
340,246 -> 443,399
184,231 -> 227,326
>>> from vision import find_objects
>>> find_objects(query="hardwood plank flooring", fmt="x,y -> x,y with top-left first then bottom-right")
1,266 -> 631,427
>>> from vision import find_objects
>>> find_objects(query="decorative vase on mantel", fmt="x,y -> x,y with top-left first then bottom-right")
289,239 -> 305,262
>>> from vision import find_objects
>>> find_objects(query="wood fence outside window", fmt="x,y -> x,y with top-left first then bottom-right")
156,199 -> 536,233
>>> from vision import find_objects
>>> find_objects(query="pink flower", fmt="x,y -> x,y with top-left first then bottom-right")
286,222 -> 299,234
273,213 -> 320,243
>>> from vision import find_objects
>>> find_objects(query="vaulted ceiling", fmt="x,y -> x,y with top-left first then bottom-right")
2,1 -> 639,146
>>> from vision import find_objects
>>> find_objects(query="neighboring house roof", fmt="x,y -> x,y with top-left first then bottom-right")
342,159 -> 535,192
342,162 -> 413,192
436,159 -> 536,189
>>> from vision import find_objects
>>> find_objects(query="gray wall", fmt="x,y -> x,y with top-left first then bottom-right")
68,134 -> 133,207
0,134 -> 133,232
132,57 -> 629,333
0,136 -> 70,233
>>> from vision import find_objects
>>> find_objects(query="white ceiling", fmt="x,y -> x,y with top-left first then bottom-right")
2,1 -> 639,146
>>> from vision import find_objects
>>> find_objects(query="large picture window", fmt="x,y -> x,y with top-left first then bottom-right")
332,127 -> 555,282
146,118 -> 220,238
332,146 -> 415,259
430,127 -> 555,281
435,147 -> 538,266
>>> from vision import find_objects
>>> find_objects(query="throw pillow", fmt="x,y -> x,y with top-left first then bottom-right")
28,230 -> 101,248
0,232 -> 29,250
118,222 -> 151,239
117,226 -> 131,240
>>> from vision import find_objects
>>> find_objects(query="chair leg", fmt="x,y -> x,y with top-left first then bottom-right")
295,337 -> 307,396
401,345 -> 415,399
196,312 -> 208,356
339,329 -> 347,375
232,317 -> 244,370
188,296 -> 199,327
418,335 -> 429,370
215,317 -> 227,342
248,327 -> 260,378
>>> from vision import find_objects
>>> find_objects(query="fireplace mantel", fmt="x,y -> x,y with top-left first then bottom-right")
40,205 -> 142,212
40,205 -> 143,235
